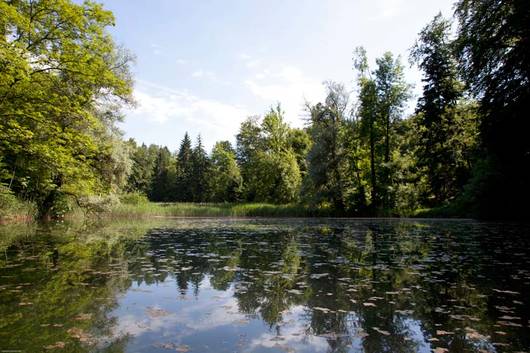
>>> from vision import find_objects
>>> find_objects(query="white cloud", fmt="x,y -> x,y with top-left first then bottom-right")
176,58 -> 187,65
244,66 -> 326,127
246,306 -> 330,353
125,80 -> 248,147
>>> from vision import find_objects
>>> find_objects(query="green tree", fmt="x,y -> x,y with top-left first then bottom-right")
455,0 -> 530,218
149,147 -> 175,201
411,14 -> 476,205
175,133 -> 193,201
374,52 -> 411,211
355,47 -> 381,210
236,116 -> 262,200
209,141 -> 243,202
190,135 -> 211,202
354,48 -> 410,214
245,150 -> 301,203
126,141 -> 158,195
261,104 -> 289,153
305,82 -> 349,211
236,107 -> 302,203
0,0 -> 133,216
287,128 -> 312,177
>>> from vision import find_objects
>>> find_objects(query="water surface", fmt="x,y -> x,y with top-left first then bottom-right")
1,219 -> 529,353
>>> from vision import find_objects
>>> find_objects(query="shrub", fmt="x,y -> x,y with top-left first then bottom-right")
119,192 -> 149,205
0,184 -> 36,220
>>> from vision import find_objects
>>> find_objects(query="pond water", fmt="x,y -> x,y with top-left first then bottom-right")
0,219 -> 529,353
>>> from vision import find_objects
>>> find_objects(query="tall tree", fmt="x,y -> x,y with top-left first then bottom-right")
455,0 -> 530,218
306,82 -> 349,211
175,133 -> 193,201
126,141 -> 157,195
411,14 -> 474,204
261,104 -> 289,153
355,47 -> 381,210
209,141 -> 242,202
236,107 -> 302,203
150,147 -> 174,202
0,0 -> 133,216
354,49 -> 410,213
236,116 -> 262,200
287,128 -> 312,177
190,135 -> 210,202
374,52 -> 410,211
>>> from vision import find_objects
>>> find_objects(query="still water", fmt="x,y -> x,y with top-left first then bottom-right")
0,219 -> 529,353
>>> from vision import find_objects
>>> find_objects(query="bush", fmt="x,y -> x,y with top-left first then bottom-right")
0,184 -> 36,220
78,194 -> 120,215
119,192 -> 149,205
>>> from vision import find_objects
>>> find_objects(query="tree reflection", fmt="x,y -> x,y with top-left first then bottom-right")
1,219 -> 529,352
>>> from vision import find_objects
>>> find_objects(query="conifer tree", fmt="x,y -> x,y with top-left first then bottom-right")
175,133 -> 194,201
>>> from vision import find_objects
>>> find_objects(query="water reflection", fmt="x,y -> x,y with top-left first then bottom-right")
0,219 -> 529,353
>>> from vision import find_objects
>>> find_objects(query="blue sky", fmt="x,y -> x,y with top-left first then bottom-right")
103,0 -> 455,151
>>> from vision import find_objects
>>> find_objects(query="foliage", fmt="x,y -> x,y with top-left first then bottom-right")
410,14 -> 477,205
454,0 -> 530,218
149,147 -> 175,202
119,191 -> 149,205
0,184 -> 36,221
353,49 -> 411,214
0,0 -> 134,217
305,82 -> 350,212
236,105 -> 302,203
126,141 -> 158,195
209,141 -> 243,202
189,135 -> 211,202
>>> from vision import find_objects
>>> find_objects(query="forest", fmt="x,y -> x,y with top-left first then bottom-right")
1,0 -> 529,220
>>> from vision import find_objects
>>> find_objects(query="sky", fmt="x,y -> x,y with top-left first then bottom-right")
102,0 -> 456,151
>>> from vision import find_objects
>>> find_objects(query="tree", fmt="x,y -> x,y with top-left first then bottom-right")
411,14 -> 475,205
353,49 -> 410,214
236,116 -> 262,200
455,0 -> 530,218
190,135 -> 211,202
236,116 -> 263,167
355,47 -> 381,210
374,52 -> 411,211
305,82 -> 349,211
287,128 -> 312,177
245,150 -> 301,203
0,0 -> 133,216
126,141 -> 158,195
175,133 -> 193,201
261,104 -> 289,153
209,141 -> 243,202
150,147 -> 175,201
236,107 -> 302,203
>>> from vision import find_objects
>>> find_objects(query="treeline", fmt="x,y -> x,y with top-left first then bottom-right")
1,0 -> 529,219
124,105 -> 308,204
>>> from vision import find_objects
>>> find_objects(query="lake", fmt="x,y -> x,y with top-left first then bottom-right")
0,219 -> 529,353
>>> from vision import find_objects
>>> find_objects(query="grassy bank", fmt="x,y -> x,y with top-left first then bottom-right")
0,186 -> 36,224
108,202 -> 335,219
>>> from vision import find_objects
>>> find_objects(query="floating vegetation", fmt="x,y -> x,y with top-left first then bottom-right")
0,219 -> 529,352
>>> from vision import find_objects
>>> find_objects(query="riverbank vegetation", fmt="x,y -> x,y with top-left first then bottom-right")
1,0 -> 528,221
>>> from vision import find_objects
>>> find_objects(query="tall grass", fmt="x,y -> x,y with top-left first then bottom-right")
108,202 -> 334,219
0,185 -> 36,223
